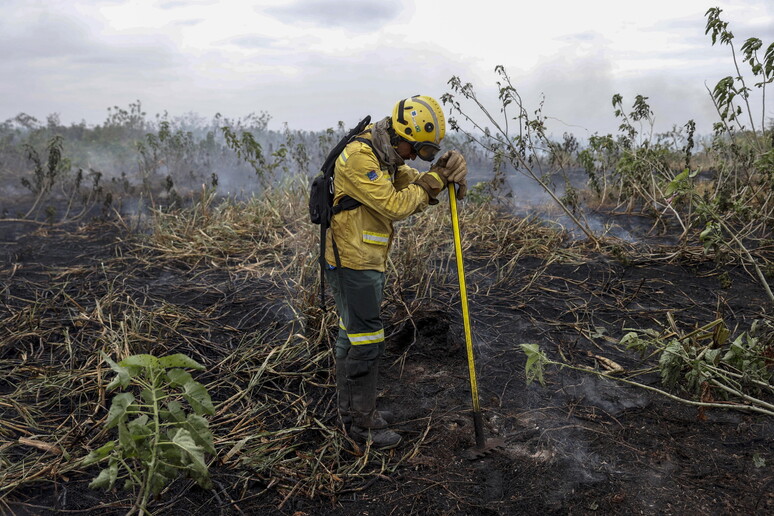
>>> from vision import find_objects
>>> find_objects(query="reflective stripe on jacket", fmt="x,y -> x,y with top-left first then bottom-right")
325,134 -> 429,271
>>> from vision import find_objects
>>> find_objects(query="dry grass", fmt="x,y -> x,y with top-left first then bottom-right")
2,172 -> 772,515
1,178 -> 573,510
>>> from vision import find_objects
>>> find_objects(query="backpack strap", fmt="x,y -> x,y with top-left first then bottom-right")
351,135 -> 374,148
332,196 -> 362,215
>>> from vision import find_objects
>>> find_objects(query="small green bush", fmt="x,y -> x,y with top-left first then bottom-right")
84,352 -> 216,514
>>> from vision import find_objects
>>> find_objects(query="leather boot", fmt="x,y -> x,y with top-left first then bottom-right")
336,359 -> 393,431
347,361 -> 401,449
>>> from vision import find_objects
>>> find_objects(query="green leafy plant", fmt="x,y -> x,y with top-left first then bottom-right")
221,121 -> 287,186
621,318 -> 773,413
21,135 -> 68,218
443,68 -> 600,244
84,352 -> 216,515
705,7 -> 774,142
441,10 -> 771,305
465,181 -> 495,205
520,317 -> 774,417
521,343 -> 549,386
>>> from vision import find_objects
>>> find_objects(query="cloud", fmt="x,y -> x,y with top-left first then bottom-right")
0,7 -> 179,66
159,0 -> 217,8
643,13 -> 774,48
228,35 -> 279,49
522,52 -> 618,137
1,0 -> 770,138
492,30 -> 726,140
171,18 -> 206,27
0,12 -> 91,61
179,41 -> 465,131
557,32 -> 600,44
265,0 -> 404,31
649,6 -> 774,44
0,8 -> 187,124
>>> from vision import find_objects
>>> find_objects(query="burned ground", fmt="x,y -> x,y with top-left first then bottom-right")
1,210 -> 772,515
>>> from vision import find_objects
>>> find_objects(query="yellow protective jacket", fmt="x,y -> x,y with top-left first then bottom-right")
325,134 -> 430,271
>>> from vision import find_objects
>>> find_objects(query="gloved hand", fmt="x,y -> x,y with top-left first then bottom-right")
414,169 -> 449,205
434,150 -> 468,199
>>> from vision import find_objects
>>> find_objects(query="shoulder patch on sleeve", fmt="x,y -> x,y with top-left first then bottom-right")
366,170 -> 379,181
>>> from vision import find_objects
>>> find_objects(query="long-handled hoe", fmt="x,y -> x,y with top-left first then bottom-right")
448,184 -> 506,459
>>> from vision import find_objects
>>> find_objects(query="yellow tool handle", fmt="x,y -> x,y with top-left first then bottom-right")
448,184 -> 481,413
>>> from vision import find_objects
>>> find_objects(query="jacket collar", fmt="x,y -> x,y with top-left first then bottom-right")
370,117 -> 404,170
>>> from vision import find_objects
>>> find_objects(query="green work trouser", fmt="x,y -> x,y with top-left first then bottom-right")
325,267 -> 385,378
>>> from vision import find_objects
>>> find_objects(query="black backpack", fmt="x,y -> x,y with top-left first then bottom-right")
309,115 -> 374,310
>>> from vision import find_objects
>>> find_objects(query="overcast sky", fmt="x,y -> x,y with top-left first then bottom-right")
2,0 -> 773,138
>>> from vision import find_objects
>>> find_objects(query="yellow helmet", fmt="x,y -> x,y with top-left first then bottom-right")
391,95 -> 445,161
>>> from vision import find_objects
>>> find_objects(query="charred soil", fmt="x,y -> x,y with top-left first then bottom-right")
1,216 -> 772,516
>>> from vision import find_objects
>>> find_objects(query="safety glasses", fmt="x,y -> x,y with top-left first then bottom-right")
408,140 -> 441,162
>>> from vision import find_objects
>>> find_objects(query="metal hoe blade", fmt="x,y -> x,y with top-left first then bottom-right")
462,409 -> 506,459
463,437 -> 506,460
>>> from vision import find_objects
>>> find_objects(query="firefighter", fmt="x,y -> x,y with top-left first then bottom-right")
325,95 -> 467,448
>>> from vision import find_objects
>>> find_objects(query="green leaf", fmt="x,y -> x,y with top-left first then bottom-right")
159,353 -> 205,370
121,416 -> 153,460
89,459 -> 119,490
89,467 -> 113,489
753,453 -> 766,468
185,414 -> 216,455
665,168 -> 690,196
167,400 -> 186,422
619,331 -> 651,354
660,340 -> 687,389
166,368 -> 193,388
171,429 -> 210,483
81,440 -> 116,466
159,436 -> 184,464
127,415 -> 152,437
118,421 -> 136,456
705,348 -> 721,365
106,392 -> 135,429
148,469 -> 176,496
723,334 -> 746,363
102,352 -> 130,391
699,222 -> 719,243
120,354 -> 160,369
183,381 -> 215,415
521,343 -> 547,387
